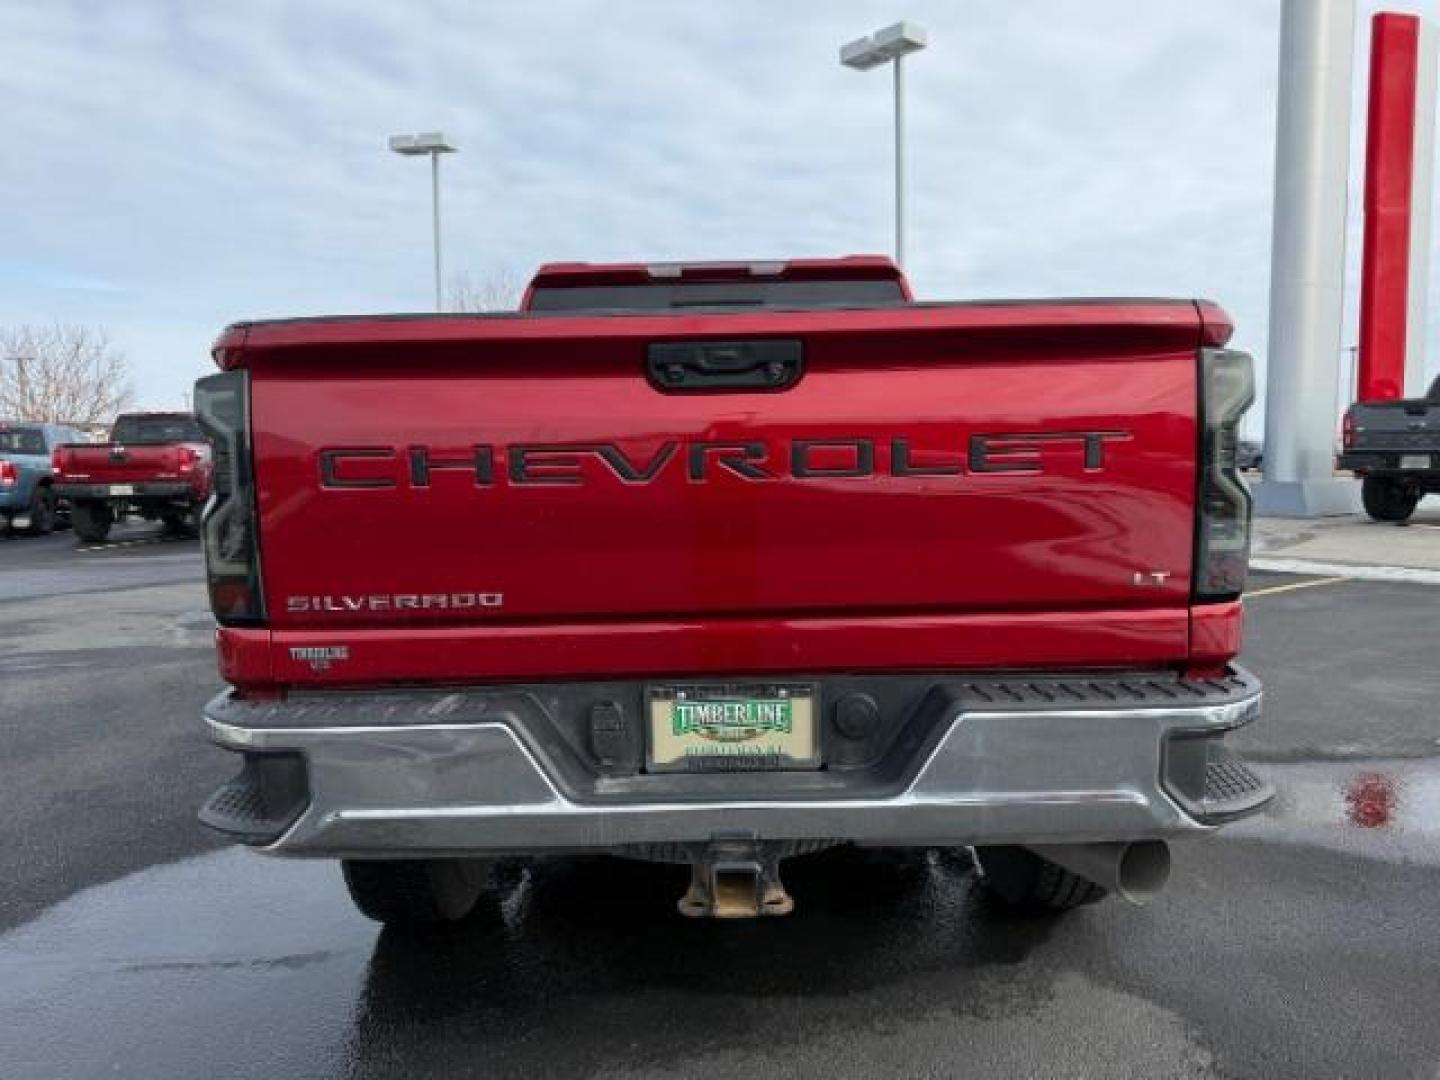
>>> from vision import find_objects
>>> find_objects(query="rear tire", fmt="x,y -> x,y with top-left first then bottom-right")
72,500 -> 113,544
27,486 -> 56,535
341,858 -> 493,927
160,511 -> 190,535
1362,475 -> 1421,523
973,846 -> 1107,912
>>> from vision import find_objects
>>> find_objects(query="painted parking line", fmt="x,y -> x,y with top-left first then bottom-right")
79,538 -> 168,553
1245,575 -> 1350,599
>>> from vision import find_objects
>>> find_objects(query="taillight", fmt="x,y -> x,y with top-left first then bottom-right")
51,447 -> 63,475
1194,349 -> 1255,600
175,445 -> 198,474
194,371 -> 265,625
1342,411 -> 1356,449
0,461 -> 16,487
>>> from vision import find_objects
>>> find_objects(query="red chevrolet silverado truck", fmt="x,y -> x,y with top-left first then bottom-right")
53,412 -> 213,543
196,256 -> 1272,926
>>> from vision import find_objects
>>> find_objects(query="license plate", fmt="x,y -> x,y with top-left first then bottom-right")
647,685 -> 818,771
1400,455 -> 1431,470
108,484 -> 134,496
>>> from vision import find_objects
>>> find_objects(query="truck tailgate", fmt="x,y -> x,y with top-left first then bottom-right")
226,302 -> 1207,683
55,444 -> 190,483
1347,400 -> 1439,451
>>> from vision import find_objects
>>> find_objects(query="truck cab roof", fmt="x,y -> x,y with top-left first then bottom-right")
521,255 -> 913,312
526,255 -> 907,288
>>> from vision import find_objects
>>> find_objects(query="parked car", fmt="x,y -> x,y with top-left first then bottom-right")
51,412 -> 213,543
1338,375 -> 1440,522
0,421 -> 89,534
1237,438 -> 1264,471
196,256 -> 1272,927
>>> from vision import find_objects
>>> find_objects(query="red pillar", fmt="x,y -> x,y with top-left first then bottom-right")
1357,13 -> 1420,403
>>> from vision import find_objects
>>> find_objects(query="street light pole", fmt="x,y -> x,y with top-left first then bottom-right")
389,132 -> 457,311
431,151 -> 443,312
893,54 -> 906,268
840,21 -> 928,268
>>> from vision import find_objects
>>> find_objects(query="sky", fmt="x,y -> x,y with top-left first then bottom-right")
3,0 -> 1439,425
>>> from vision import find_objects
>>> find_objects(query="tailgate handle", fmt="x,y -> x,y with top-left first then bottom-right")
647,340 -> 803,391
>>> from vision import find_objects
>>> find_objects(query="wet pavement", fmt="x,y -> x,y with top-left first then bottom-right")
0,518 -> 203,601
3,829 -> 1438,1079
2,553 -> 1438,1078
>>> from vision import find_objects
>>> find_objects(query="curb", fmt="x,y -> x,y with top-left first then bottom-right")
1251,557 -> 1440,585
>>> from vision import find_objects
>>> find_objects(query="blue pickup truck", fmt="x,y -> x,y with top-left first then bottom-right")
0,421 -> 90,534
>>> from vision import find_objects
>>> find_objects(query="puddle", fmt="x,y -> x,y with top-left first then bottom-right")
0,850 -> 370,1078
0,846 -> 1031,1079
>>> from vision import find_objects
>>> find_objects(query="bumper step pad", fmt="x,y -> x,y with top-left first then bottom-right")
1203,752 -> 1272,816
198,754 -> 309,845
1162,739 -> 1274,824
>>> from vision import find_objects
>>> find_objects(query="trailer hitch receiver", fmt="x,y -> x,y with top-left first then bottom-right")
678,839 -> 794,919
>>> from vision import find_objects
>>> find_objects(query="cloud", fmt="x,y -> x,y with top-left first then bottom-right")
0,0 -> 1435,416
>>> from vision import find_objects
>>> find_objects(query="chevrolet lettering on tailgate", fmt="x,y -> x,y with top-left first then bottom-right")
316,431 -> 1133,490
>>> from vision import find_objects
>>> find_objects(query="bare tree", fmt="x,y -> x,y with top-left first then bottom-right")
0,324 -> 133,425
448,268 -> 522,313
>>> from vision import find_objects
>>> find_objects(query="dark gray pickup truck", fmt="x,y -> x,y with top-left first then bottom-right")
1339,376 -> 1440,522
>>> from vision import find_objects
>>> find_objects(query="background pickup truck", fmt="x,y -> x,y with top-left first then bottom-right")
0,421 -> 90,534
52,412 -> 212,543
1339,376 -> 1440,522
196,256 -> 1272,927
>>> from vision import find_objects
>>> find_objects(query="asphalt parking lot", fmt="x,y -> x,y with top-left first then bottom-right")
2,520 -> 1438,1079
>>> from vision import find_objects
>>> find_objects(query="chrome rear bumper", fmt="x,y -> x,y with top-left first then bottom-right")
201,668 -> 1271,858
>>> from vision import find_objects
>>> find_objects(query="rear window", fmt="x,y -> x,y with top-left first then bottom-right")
527,279 -> 907,312
0,427 -> 46,454
111,416 -> 204,444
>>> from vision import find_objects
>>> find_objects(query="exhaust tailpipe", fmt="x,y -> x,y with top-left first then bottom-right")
1026,841 -> 1171,906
